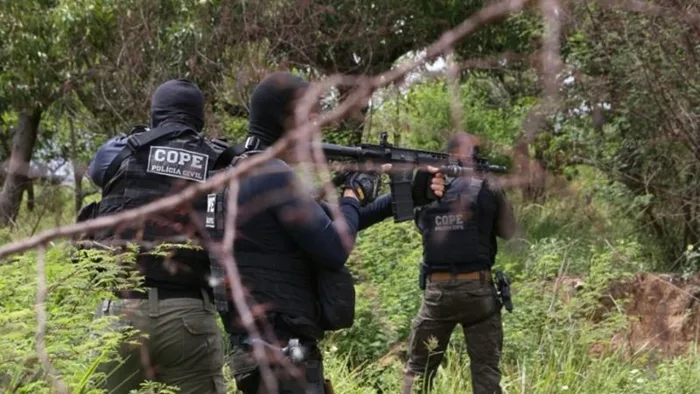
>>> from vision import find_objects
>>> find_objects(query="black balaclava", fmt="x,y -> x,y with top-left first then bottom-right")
150,79 -> 205,132
248,72 -> 310,146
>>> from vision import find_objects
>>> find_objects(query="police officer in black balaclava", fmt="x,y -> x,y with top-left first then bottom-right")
87,79 -> 228,394
246,72 -> 311,148
217,72 -> 446,394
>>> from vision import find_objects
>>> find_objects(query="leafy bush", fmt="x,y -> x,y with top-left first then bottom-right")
1,69 -> 698,393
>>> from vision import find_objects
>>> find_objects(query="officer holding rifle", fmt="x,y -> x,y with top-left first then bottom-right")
402,132 -> 517,394
216,71 -> 449,394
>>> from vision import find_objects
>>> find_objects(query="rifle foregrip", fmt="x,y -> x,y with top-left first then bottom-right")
439,165 -> 464,177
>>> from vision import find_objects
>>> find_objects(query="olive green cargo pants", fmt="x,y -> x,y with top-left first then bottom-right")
93,288 -> 226,394
404,275 -> 503,394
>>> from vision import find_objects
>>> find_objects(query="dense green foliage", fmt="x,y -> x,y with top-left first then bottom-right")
2,0 -> 697,263
3,75 -> 700,392
1,0 -> 699,392
2,166 -> 699,392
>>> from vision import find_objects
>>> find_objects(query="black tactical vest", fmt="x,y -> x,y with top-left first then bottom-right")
94,121 -> 232,293
416,176 -> 497,273
214,150 -> 324,340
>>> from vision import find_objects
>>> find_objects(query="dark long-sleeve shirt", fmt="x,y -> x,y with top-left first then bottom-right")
358,193 -> 393,230
87,136 -> 128,188
319,193 -> 393,232
234,159 -> 398,270
234,158 -> 361,270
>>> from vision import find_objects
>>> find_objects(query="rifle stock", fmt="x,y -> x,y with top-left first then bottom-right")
321,132 -> 508,222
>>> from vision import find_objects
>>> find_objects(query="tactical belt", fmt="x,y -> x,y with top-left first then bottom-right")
428,269 -> 492,282
114,287 -> 204,300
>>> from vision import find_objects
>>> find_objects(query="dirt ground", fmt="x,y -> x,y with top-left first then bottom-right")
378,272 -> 700,365
595,272 -> 700,357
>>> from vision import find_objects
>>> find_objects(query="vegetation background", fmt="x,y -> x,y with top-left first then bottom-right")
1,0 -> 699,393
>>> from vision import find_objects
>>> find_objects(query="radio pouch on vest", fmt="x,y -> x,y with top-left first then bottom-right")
464,177 -> 484,207
317,265 -> 356,331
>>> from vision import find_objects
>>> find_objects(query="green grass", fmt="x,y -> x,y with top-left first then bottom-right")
1,169 -> 698,393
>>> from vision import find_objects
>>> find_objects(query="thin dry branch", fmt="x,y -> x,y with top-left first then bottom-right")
445,50 -> 464,136
217,178 -> 281,392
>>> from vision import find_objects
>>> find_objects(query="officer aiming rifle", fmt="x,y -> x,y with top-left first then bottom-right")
399,131 -> 516,394
320,132 -> 508,222
217,72 -> 448,394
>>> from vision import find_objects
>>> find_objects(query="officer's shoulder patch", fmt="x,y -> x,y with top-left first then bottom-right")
146,146 -> 209,183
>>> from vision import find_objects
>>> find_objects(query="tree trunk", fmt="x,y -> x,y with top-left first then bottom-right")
73,164 -> 85,215
25,181 -> 35,212
514,139 -> 547,203
335,84 -> 368,146
527,145 -> 548,203
0,109 -> 42,227
69,116 -> 85,214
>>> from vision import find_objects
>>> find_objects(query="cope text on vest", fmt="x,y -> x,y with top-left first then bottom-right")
433,213 -> 465,231
147,146 -> 208,182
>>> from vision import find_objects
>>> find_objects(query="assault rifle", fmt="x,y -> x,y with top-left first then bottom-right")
321,132 -> 508,222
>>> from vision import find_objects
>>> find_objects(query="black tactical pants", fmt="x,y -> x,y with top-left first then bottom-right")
229,335 -> 327,394
404,273 -> 503,394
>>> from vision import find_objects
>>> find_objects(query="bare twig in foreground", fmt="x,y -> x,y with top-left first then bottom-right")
218,179 -> 280,392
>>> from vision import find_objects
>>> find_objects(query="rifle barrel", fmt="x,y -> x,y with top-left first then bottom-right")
322,143 -> 384,160
320,143 -> 508,175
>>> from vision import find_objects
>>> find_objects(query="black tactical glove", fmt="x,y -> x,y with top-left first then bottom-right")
342,171 -> 381,206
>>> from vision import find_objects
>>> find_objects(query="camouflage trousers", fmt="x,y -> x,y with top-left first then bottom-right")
404,274 -> 503,394
91,288 -> 226,394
